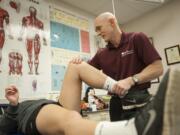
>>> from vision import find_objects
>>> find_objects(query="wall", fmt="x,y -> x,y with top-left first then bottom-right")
122,0 -> 180,94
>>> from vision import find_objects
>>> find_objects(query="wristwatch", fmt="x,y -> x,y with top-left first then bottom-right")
132,75 -> 139,85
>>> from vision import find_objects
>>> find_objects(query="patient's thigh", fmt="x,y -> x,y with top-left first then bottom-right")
36,104 -> 77,135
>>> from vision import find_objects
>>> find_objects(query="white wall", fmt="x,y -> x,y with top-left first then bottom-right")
122,0 -> 180,94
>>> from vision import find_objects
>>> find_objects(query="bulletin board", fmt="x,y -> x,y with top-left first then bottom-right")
50,6 -> 91,91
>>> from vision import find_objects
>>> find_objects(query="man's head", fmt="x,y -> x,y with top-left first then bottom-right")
29,6 -> 37,17
94,12 -> 120,43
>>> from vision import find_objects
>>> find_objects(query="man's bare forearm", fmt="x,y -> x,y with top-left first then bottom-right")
135,60 -> 163,84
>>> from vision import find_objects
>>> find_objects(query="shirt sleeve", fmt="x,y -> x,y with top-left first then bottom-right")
88,49 -> 102,70
133,32 -> 161,65
0,105 -> 19,134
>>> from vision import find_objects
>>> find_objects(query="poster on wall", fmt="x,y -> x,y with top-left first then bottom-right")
51,48 -> 91,91
0,0 -> 51,101
81,30 -> 90,53
52,64 -> 66,91
50,6 -> 91,53
50,6 -> 91,92
51,21 -> 80,51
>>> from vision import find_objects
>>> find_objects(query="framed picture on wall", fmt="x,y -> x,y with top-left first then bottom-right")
164,45 -> 180,65
149,37 -> 160,83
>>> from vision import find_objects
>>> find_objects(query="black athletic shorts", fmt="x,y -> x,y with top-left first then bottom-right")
25,102 -> 62,135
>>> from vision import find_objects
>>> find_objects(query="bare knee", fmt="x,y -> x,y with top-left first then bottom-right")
68,61 -> 87,72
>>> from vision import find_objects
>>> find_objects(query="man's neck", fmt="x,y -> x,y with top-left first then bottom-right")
110,30 -> 122,48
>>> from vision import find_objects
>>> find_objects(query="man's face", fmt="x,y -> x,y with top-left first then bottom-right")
95,18 -> 113,42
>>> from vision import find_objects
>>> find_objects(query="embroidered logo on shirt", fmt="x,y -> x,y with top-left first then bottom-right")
121,50 -> 134,57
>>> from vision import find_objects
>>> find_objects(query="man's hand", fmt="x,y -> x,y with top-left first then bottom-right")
112,77 -> 135,97
5,85 -> 19,106
70,57 -> 83,64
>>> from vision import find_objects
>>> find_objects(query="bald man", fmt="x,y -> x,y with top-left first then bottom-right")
71,12 -> 163,121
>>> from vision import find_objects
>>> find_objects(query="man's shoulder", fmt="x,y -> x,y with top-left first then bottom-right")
125,31 -> 146,37
123,32 -> 148,44
129,32 -> 147,39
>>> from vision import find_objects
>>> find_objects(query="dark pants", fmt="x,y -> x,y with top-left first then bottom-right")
25,102 -> 62,135
109,89 -> 151,121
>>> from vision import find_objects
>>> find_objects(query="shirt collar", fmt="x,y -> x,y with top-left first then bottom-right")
106,32 -> 128,49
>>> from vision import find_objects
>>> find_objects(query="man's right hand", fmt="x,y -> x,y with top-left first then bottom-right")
70,57 -> 83,64
112,77 -> 134,97
5,85 -> 19,106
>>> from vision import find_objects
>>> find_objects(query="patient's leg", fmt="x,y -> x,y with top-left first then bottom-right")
36,104 -> 136,135
36,104 -> 97,135
59,62 -> 108,112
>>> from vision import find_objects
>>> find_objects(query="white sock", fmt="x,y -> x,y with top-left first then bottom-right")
103,76 -> 117,92
94,118 -> 137,135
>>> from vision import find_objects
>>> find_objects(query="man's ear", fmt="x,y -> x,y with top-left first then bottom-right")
109,18 -> 115,27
